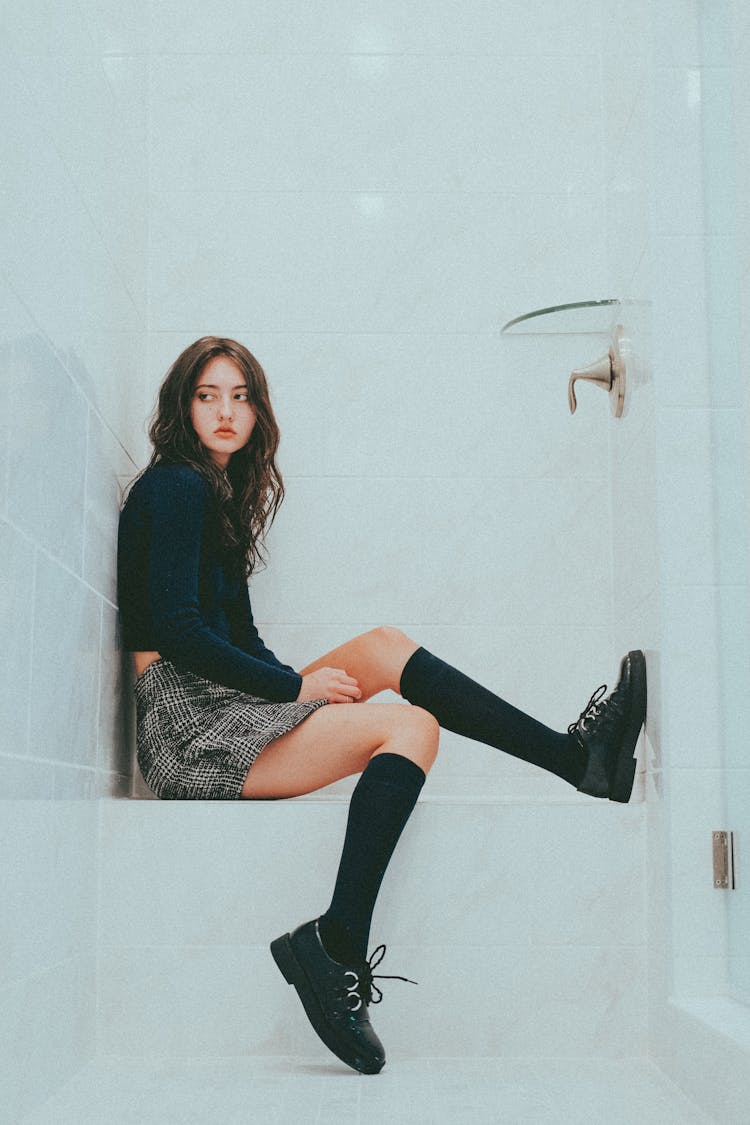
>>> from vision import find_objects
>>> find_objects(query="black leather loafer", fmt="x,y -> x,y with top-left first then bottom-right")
270,918 -> 387,1074
570,649 -> 647,803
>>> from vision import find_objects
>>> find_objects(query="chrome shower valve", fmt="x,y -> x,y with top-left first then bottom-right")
568,323 -> 627,417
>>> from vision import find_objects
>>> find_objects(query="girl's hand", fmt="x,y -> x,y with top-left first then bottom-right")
297,666 -> 362,704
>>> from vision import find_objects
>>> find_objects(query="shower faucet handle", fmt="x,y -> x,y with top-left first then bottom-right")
567,353 -> 613,413
568,325 -> 626,417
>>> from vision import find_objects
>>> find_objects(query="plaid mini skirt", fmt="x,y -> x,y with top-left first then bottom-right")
134,657 -> 329,800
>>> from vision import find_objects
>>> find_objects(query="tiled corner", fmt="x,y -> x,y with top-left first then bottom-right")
97,604 -> 133,780
28,554 -> 101,767
0,518 -> 34,758
5,335 -> 87,575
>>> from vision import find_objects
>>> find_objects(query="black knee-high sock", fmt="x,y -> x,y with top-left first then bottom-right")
399,646 -> 587,787
318,752 -> 425,966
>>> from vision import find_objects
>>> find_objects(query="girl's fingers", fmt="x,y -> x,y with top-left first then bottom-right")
333,684 -> 361,703
334,670 -> 359,688
334,671 -> 361,697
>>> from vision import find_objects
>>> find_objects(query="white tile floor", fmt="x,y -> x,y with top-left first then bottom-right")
23,1055 -> 715,1124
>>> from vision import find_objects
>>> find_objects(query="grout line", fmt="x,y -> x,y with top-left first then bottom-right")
0,274 -> 140,476
146,24 -> 152,354
12,50 -> 145,321
95,940 -> 648,951
0,513 -> 118,609
251,622 -> 630,629
94,600 -> 104,775
4,949 -> 90,992
148,49 -> 613,59
81,402 -> 90,582
88,790 -> 649,806
95,795 -> 105,1061
0,751 -> 124,776
16,47 -> 630,59
147,327 -> 627,336
273,473 -> 615,480
148,186 -> 609,196
24,547 -> 38,758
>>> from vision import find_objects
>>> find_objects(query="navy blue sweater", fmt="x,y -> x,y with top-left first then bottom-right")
117,463 -> 304,703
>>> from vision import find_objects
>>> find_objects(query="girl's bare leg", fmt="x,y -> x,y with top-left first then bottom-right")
241,699 -> 439,799
298,626 -> 420,701
298,625 -> 595,792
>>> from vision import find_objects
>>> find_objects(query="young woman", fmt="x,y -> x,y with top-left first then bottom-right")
117,335 -> 647,1076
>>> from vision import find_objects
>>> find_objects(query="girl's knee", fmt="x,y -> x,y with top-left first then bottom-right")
405,706 -> 440,769
411,705 -> 439,739
374,624 -> 414,650
375,624 -> 404,641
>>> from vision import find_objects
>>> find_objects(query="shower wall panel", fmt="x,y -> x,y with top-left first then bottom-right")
0,5 -> 148,1118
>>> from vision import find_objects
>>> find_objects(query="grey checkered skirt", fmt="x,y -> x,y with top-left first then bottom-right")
134,658 -> 329,800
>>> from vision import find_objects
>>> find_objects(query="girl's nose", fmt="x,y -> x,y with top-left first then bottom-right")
218,397 -> 233,419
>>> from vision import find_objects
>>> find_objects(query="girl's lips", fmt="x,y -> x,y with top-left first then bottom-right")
214,429 -> 236,436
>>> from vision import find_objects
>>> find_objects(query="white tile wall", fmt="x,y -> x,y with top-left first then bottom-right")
727,766 -> 750,1004
0,952 -> 97,1123
62,330 -> 150,466
654,408 -> 717,581
28,554 -> 102,767
611,419 -> 659,618
0,18 -> 148,760
84,1 -> 150,57
0,8 -> 148,1119
659,585 -> 723,770
5,337 -> 88,574
0,801 -> 98,990
148,0 -> 608,56
148,190 -> 608,335
642,2 -> 750,1119
13,50 -> 149,319
652,240 -> 711,407
1,2 -> 98,56
668,768 -> 729,962
705,237 -> 741,408
650,0 -> 702,67
8,0 -> 750,1120
249,474 -> 611,630
0,800 -> 98,1121
715,586 -> 750,775
96,799 -> 646,1058
99,800 -> 645,948
0,521 -> 34,758
150,55 -> 603,195
97,940 -> 646,1060
650,69 -> 706,235
84,413 -> 132,603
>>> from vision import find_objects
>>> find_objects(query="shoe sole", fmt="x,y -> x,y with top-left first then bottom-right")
270,933 -> 385,1075
610,649 -> 647,803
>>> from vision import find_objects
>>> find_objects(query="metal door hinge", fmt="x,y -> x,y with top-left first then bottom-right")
712,831 -> 736,889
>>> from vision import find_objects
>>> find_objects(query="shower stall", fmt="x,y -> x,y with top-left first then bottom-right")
1,1 -> 748,1121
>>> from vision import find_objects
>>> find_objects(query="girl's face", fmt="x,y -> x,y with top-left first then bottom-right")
190,356 -> 257,468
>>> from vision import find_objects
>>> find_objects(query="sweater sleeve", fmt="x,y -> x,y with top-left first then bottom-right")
147,466 -> 303,702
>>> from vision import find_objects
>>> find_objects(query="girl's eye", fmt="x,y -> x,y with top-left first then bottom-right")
235,393 -> 249,401
197,392 -> 213,402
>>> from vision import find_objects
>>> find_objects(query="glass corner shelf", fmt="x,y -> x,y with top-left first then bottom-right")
500,299 -> 621,335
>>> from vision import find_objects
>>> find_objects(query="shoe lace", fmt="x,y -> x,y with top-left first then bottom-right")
341,944 -> 418,1012
567,683 -> 608,737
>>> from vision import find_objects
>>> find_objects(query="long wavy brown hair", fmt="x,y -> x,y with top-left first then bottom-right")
132,336 -> 286,577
